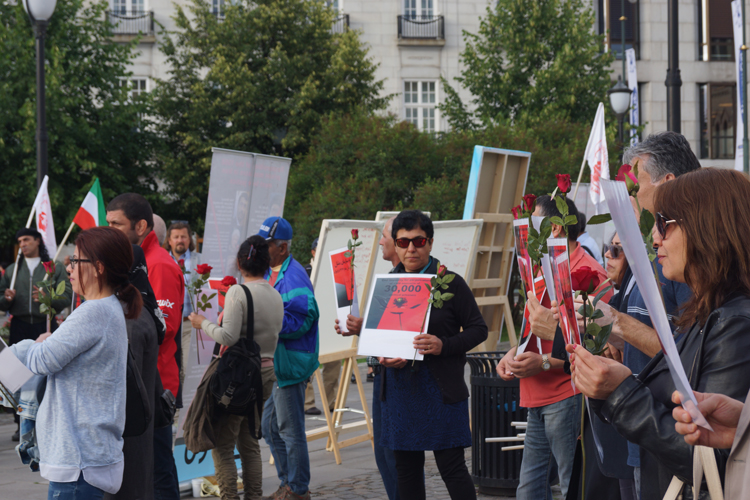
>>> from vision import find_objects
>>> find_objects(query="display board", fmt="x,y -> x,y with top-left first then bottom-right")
463,146 -> 531,350
372,219 -> 483,280
310,220 -> 383,361
201,148 -> 291,280
375,211 -> 430,221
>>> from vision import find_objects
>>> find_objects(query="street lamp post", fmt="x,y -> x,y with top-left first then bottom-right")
23,0 -> 57,190
609,0 -> 634,154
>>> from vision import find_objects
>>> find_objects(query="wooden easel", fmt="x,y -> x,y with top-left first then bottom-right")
464,146 -> 531,350
304,346 -> 373,465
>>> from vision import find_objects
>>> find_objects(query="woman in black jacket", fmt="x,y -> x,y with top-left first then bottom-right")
567,168 -> 750,500
377,210 -> 488,500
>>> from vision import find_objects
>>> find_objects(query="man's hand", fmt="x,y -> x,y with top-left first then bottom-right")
378,357 -> 407,369
413,334 -> 443,356
188,312 -> 206,329
527,291 -> 557,340
497,348 -> 517,381
672,390 -> 743,449
507,351 -> 544,379
335,315 -> 363,337
3,289 -> 15,302
566,344 -> 632,399
602,343 -> 623,363
35,332 -> 52,343
32,285 -> 45,303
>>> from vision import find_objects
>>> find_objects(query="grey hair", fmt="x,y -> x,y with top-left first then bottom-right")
272,239 -> 292,249
622,131 -> 701,182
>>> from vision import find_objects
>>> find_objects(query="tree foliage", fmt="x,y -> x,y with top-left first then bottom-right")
0,0 -> 159,251
153,0 -> 388,230
441,0 -> 614,130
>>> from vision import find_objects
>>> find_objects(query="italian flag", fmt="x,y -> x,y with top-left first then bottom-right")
73,179 -> 107,230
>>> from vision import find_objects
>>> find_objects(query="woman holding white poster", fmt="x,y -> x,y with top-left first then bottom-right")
377,210 -> 487,500
566,168 -> 750,500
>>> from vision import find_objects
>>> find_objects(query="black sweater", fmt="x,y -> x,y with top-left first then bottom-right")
388,258 -> 488,404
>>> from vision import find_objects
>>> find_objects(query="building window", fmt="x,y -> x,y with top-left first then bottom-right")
404,81 -> 438,133
699,83 -> 736,159
112,0 -> 144,15
119,77 -> 149,100
699,0 -> 734,61
597,0 -> 639,59
404,0 -> 433,18
212,0 -> 224,18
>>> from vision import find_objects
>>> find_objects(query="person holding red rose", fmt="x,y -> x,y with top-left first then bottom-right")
497,194 -> 612,500
189,236 -> 283,500
107,193 -> 185,500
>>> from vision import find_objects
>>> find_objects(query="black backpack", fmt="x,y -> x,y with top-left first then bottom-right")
208,284 -> 264,439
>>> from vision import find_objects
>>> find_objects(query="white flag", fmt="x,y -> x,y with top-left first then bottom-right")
32,175 -> 57,259
732,0 -> 745,171
625,48 -> 639,146
583,103 -> 609,210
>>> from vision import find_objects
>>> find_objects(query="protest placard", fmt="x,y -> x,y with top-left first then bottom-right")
0,338 -> 34,394
547,238 -> 580,347
601,179 -> 712,431
515,276 -> 547,356
358,274 -> 434,360
329,248 -> 360,334
513,218 -> 534,296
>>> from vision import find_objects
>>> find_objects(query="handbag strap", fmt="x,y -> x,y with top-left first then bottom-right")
662,445 -> 724,500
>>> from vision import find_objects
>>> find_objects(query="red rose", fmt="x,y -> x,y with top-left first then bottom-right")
42,261 -> 55,274
522,194 -> 537,214
221,276 -> 237,287
556,174 -> 572,194
571,266 -> 601,294
195,264 -> 212,276
511,205 -> 522,219
437,265 -> 447,277
178,259 -> 185,269
616,164 -> 638,185
351,229 -> 359,240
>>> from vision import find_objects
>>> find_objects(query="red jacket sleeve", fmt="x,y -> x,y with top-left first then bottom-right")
151,259 -> 185,396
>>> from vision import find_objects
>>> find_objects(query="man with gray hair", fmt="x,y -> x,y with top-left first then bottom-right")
586,131 -> 699,498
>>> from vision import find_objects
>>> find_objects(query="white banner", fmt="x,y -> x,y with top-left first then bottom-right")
583,103 -> 609,210
626,48 -> 639,145
32,175 -> 57,258
733,0 -> 745,171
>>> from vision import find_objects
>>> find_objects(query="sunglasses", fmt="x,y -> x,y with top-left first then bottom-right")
394,236 -> 429,249
655,212 -> 678,239
605,243 -> 624,259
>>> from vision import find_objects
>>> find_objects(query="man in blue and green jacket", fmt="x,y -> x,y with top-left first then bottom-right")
258,217 -> 319,500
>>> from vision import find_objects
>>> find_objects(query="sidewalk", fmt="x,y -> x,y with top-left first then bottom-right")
0,362 -> 543,499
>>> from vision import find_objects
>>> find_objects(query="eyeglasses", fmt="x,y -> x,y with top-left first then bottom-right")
69,258 -> 92,269
394,236 -> 429,249
655,212 -> 678,239
605,243 -> 624,259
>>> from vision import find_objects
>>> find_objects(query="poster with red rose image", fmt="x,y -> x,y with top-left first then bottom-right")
547,238 -> 581,347
358,274 -> 434,360
329,247 -> 360,334
513,218 -> 535,297
515,275 -> 548,356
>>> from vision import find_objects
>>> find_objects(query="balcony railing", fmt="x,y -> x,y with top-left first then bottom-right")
106,11 -> 154,36
397,15 -> 444,40
332,13 -> 349,34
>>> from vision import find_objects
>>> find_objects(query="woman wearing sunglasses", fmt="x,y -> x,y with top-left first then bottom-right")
377,210 -> 487,500
10,227 -> 142,500
566,168 -> 750,500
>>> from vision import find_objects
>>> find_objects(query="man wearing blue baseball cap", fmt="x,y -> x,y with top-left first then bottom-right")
258,217 -> 319,500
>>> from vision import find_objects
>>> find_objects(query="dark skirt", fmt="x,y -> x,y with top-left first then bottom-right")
379,364 -> 471,451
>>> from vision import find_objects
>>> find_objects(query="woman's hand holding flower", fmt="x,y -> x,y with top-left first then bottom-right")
413,333 -> 443,355
565,344 -> 632,399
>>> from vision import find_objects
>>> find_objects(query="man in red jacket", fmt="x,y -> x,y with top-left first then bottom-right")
107,193 -> 184,500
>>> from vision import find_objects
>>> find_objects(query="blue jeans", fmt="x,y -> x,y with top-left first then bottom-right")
48,476 -> 103,500
372,372 -> 402,500
153,425 -> 180,500
517,394 -> 582,500
262,380 -> 310,496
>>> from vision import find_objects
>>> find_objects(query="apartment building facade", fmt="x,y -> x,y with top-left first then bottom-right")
111,0 -> 745,167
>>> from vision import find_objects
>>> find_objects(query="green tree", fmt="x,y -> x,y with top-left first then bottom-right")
154,0 -> 388,230
0,0 -> 159,250
441,0 -> 614,130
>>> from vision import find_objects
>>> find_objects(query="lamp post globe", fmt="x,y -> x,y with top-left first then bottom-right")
24,0 -> 56,190
609,76 -> 632,145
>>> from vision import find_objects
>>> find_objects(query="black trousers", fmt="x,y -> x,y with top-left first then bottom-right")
393,447 -> 476,500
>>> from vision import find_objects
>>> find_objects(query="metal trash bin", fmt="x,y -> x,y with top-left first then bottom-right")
468,352 -> 527,496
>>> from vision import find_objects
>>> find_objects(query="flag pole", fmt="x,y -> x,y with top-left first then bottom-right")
53,222 -> 76,262
9,206 -> 38,291
572,156 -> 588,200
